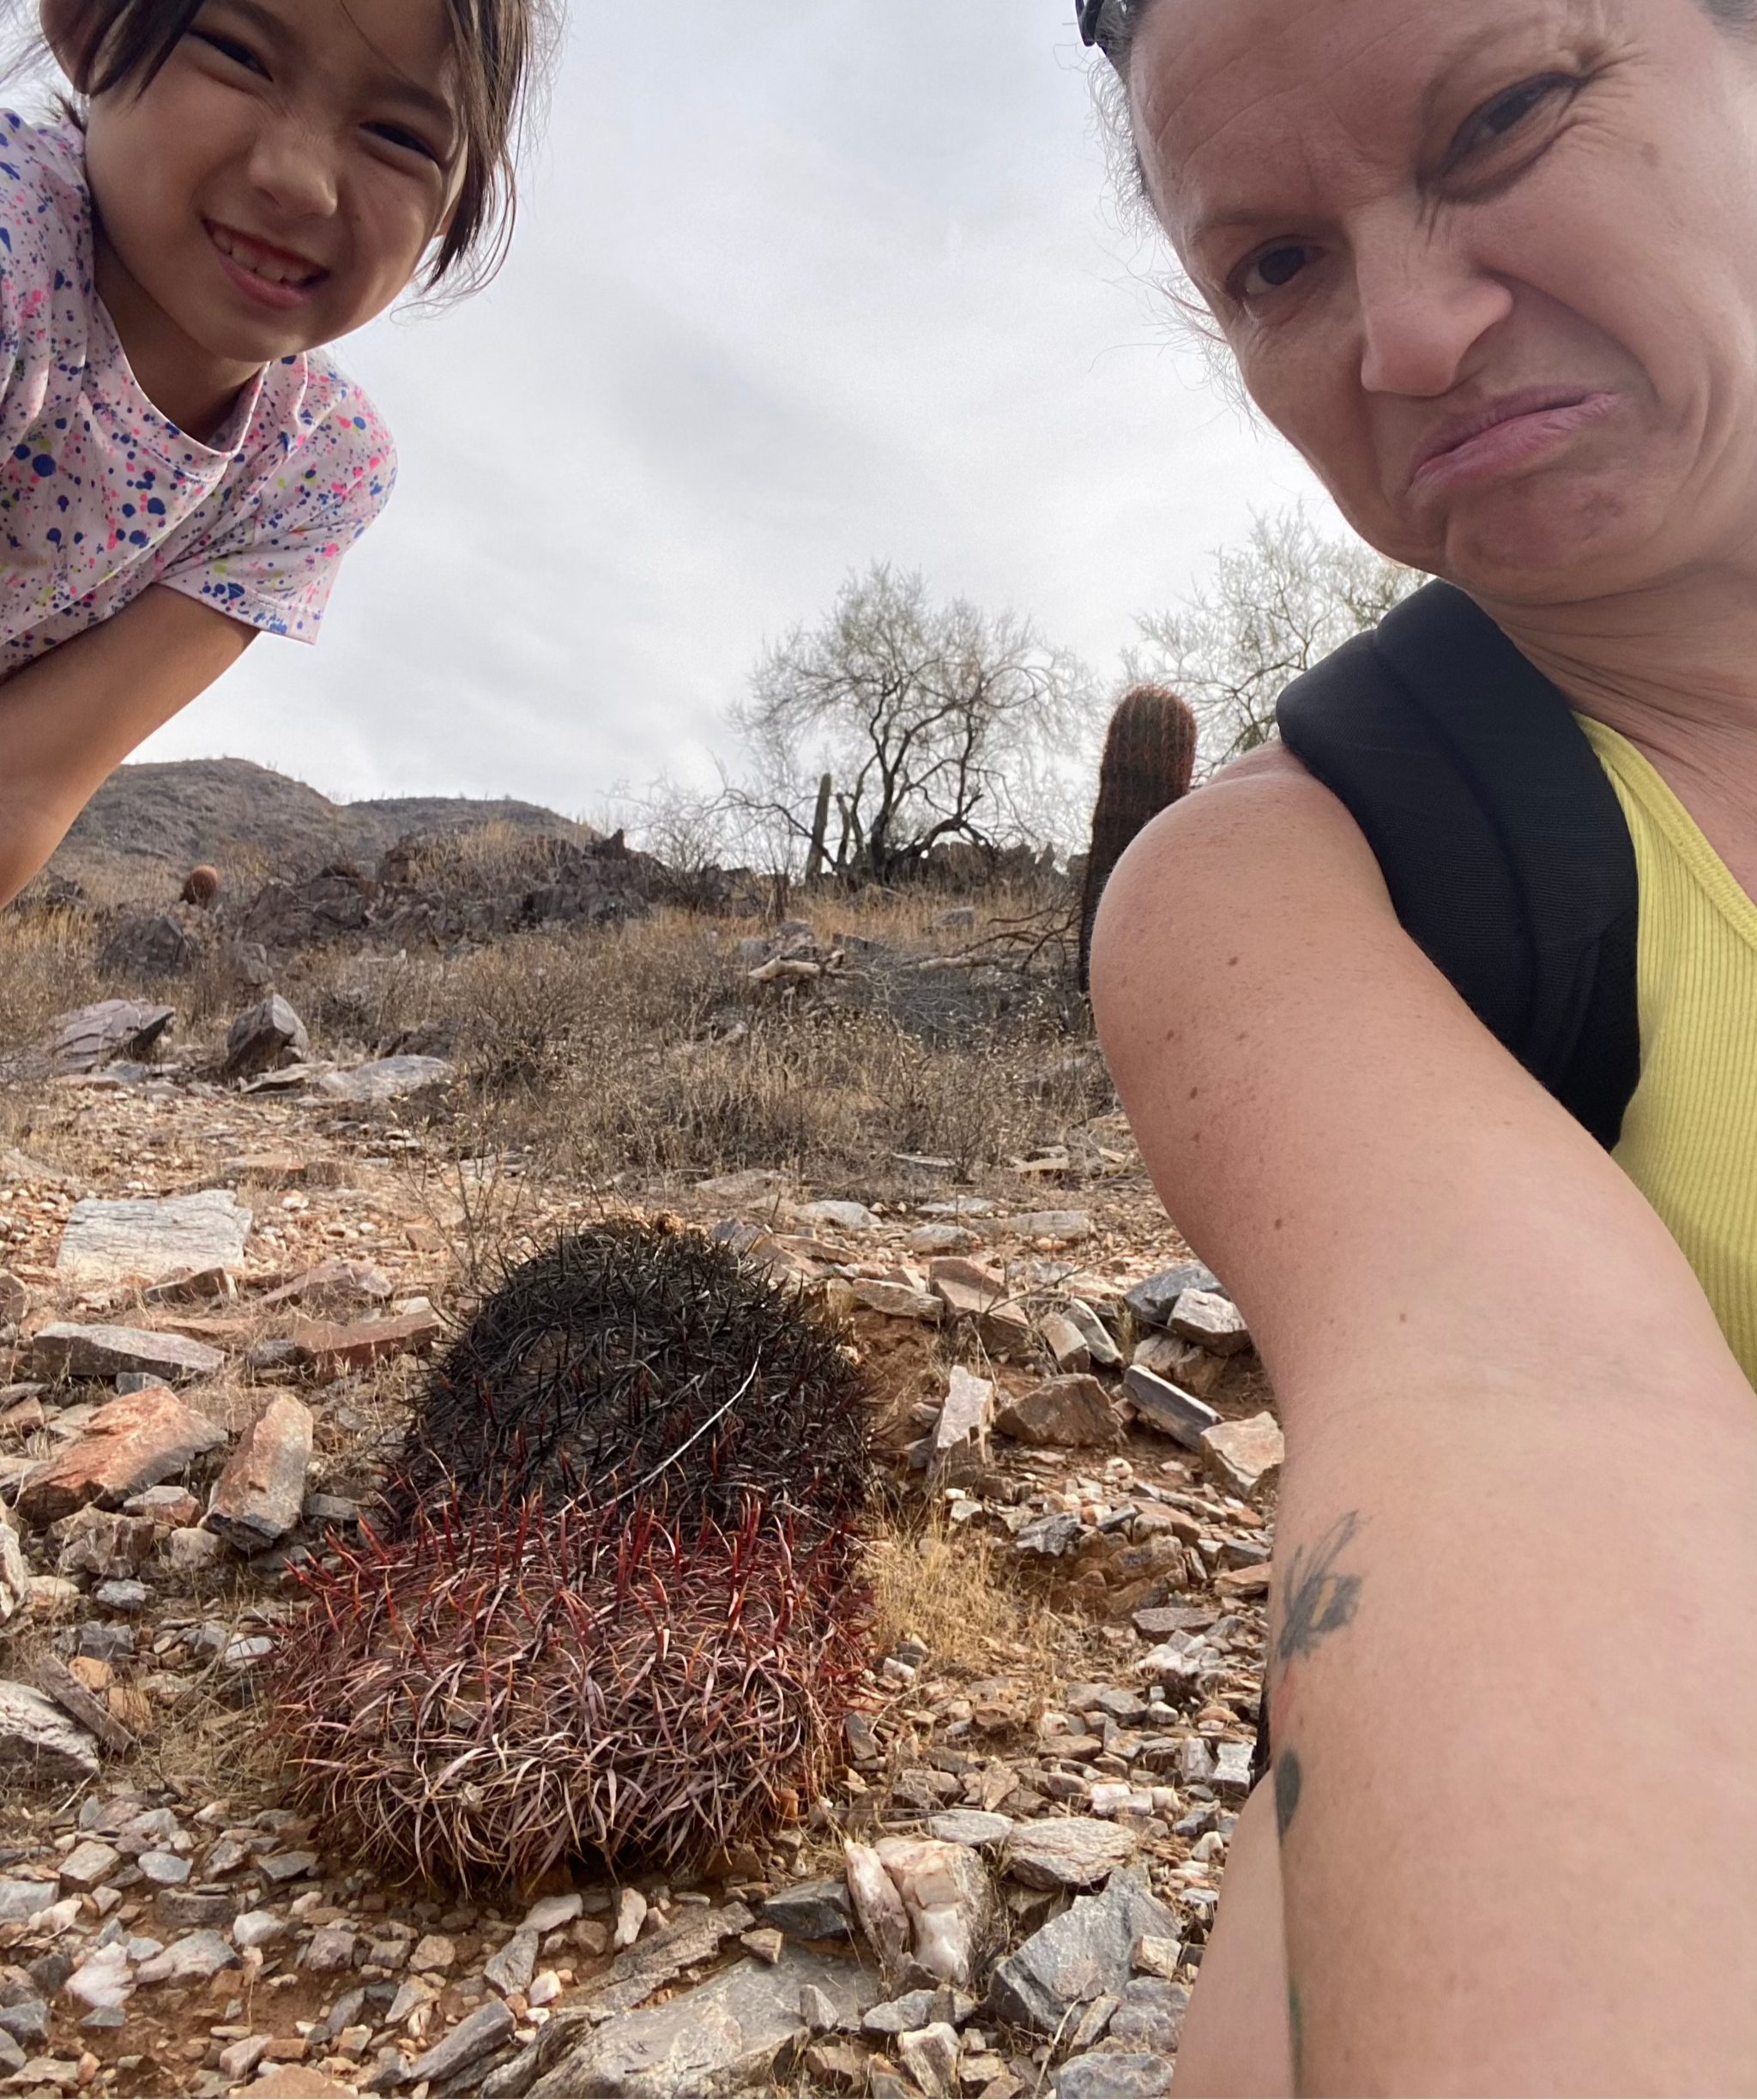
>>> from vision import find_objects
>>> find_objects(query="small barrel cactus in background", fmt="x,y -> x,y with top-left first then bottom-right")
1078,684 -> 1199,992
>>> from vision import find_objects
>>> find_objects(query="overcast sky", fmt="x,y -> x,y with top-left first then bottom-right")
133,0 -> 1325,816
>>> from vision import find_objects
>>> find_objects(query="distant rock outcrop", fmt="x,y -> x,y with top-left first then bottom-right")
49,757 -> 593,889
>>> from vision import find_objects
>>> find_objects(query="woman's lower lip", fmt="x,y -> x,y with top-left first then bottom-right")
1410,395 -> 1619,496
210,235 -> 318,313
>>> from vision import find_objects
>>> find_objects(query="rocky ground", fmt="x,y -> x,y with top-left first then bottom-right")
0,998 -> 1280,2100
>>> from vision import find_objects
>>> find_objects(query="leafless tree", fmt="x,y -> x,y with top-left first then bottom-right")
729,564 -> 1095,885
1130,508 -> 1422,773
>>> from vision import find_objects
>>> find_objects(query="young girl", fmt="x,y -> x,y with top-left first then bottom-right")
0,0 -> 547,907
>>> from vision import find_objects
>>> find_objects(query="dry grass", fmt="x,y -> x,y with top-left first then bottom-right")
0,909 -> 105,1047
282,890 -> 1108,1186
0,871 -> 1112,1192
865,1506 -> 1060,1682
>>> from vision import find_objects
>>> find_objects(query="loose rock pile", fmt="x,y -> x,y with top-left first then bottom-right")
0,1033 -> 1278,2099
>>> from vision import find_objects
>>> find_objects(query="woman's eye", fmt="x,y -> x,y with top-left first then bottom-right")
1447,74 -> 1574,171
1239,243 -> 1317,300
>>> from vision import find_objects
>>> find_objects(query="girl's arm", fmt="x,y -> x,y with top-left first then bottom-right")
1093,745 -> 1757,2093
0,585 -> 255,906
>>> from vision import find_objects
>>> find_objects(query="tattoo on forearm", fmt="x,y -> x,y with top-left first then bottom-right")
1289,1980 -> 1306,2095
1275,1511 -> 1364,1671
1274,1747 -> 1302,1840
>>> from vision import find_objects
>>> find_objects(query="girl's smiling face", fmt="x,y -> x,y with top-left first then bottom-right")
68,0 -> 462,382
1129,0 -> 1757,606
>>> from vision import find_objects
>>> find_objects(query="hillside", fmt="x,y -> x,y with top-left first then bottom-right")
50,756 -> 592,890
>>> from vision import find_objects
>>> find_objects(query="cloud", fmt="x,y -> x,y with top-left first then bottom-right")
138,0 -> 1322,810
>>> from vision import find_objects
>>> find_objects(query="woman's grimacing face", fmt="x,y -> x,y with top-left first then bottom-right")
1131,0 -> 1757,606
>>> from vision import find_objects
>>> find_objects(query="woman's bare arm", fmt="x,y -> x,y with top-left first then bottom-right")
0,584 -> 255,905
1093,748 -> 1757,2094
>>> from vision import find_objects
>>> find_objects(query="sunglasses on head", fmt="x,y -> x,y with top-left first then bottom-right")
1078,0 -> 1134,68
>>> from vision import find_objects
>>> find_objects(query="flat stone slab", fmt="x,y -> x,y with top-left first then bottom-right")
289,1312 -> 440,1378
567,1902 -> 755,2023
135,1929 -> 240,1986
48,1001 -> 174,1076
1201,1411 -> 1285,1497
314,1056 -> 455,1105
1123,1264 -> 1223,1331
1122,1365 -> 1222,1451
204,1394 -> 312,1551
989,1871 -> 1180,2035
16,1386 -> 226,1525
56,1191 -> 251,1287
32,1325 -> 225,1385
0,1681 -> 100,1790
1003,1818 -> 1139,1892
933,1367 -> 993,1463
221,997 -> 309,1080
0,1879 -> 58,1924
528,1946 -> 879,2098
926,1811 -> 1014,1849
1054,2050 -> 1175,2097
758,1880 -> 854,1942
996,1375 -> 1123,1450
1171,1288 -> 1253,1356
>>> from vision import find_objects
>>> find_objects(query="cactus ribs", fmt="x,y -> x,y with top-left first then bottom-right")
273,1219 -> 872,1890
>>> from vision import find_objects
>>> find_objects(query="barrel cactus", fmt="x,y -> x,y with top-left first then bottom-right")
1078,684 -> 1199,990
273,1219 -> 872,1890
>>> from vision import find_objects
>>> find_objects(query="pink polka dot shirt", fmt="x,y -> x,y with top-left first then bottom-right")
0,110 -> 395,677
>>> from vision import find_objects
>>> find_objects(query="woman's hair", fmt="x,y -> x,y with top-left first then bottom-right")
51,0 -> 555,291
1097,0 -> 1757,80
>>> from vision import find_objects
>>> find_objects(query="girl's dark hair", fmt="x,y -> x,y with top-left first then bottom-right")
53,0 -> 553,291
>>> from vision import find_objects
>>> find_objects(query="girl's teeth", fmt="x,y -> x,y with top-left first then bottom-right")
214,229 -> 311,287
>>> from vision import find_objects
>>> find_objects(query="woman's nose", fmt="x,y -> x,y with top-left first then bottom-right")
247,115 -> 341,221
1353,220 -> 1516,399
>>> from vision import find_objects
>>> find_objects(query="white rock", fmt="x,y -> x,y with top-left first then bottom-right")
843,1839 -> 909,1971
897,2020 -> 962,2098
231,1910 -> 287,1951
65,1946 -> 131,2011
873,1838 -> 997,1992
612,1886 -> 648,1951
521,1892 -> 583,1934
792,1199 -> 878,1233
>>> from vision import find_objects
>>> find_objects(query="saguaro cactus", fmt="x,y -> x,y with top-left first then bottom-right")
1078,685 -> 1199,992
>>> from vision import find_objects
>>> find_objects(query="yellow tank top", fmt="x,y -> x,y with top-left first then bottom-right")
1576,716 -> 1757,1387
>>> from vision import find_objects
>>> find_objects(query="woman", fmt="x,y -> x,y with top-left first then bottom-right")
1084,0 -> 1757,2091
